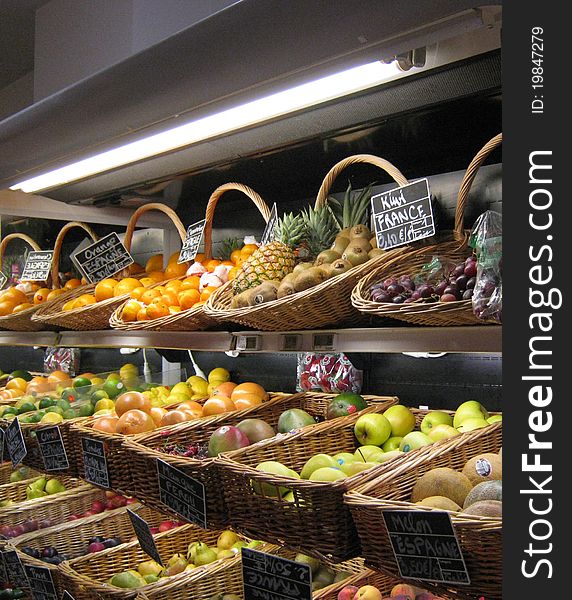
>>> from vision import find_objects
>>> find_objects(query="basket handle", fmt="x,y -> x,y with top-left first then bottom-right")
0,233 -> 41,266
454,133 -> 502,239
314,154 -> 409,209
123,203 -> 188,253
51,222 -> 99,288
203,183 -> 272,260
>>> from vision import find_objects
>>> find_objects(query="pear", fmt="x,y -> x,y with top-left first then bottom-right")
194,544 -> 218,566
31,477 -> 47,491
45,478 -> 66,495
109,570 -> 147,589
294,553 -> 321,572
217,530 -> 240,550
138,560 -> 163,577
217,549 -> 236,559
165,553 -> 188,576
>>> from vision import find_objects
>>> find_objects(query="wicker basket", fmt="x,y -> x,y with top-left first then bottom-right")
109,183 -> 272,332
12,503 -> 177,600
351,133 -> 502,326
122,392 -> 395,529
32,203 -> 187,330
57,521 -> 257,600
0,233 -> 47,332
204,154 -> 414,331
0,462 -> 39,485
344,424 -> 503,600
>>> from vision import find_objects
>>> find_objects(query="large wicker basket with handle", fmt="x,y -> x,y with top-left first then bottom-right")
32,204 -> 187,330
109,183 -> 272,332
351,133 -> 502,326
204,154 -> 413,331
121,391 -> 394,530
344,424 -> 502,600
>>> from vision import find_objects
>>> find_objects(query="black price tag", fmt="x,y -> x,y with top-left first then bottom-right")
0,272 -> 7,290
24,565 -> 57,600
71,232 -> 134,283
2,550 -> 29,589
0,551 -> 7,584
242,548 -> 312,600
371,179 -> 435,250
6,418 -> 27,467
382,510 -> 470,585
0,428 -> 6,464
37,426 -> 70,471
127,509 -> 163,565
20,251 -> 55,283
81,437 -> 110,488
178,219 -> 206,264
61,592 -> 76,600
260,203 -> 278,245
156,459 -> 207,528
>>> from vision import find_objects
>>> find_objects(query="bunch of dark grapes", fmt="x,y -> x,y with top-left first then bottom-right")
161,442 -> 208,459
370,255 -> 479,304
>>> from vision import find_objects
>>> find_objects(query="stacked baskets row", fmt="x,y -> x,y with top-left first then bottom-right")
0,134 -> 502,333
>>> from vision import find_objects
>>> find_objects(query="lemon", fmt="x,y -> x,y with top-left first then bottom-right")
119,363 -> 139,380
40,412 -> 64,424
169,382 -> 191,397
94,399 -> 115,412
164,393 -> 189,406
90,377 -> 105,386
93,408 -> 116,417
207,368 -> 230,385
187,377 -> 209,396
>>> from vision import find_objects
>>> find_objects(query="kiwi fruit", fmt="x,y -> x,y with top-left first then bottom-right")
293,262 -> 314,275
370,236 -> 378,248
277,280 -> 297,299
411,467 -> 473,507
293,267 -> 329,292
231,291 -> 250,309
248,280 -> 280,306
349,224 -> 372,240
331,235 -> 350,254
281,272 -> 297,285
368,248 -> 385,259
342,244 -> 370,267
316,264 -> 334,280
315,249 -> 341,266
339,227 -> 352,239
329,259 -> 353,277
346,237 -> 373,251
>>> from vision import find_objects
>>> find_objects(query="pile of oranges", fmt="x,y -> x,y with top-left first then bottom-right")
0,278 -> 83,317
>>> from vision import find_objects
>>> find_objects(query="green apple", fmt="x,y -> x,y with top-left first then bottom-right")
420,411 -> 453,435
353,445 -> 385,463
253,461 -> 299,497
487,414 -> 503,424
427,424 -> 461,442
376,449 -> 403,463
309,467 -> 347,482
353,413 -> 392,447
382,405 -> 416,437
300,454 -> 338,479
333,453 -> 356,474
399,431 -> 433,452
453,400 -> 489,428
382,437 -> 403,452
282,491 -> 295,502
457,417 -> 490,432
346,461 -> 378,476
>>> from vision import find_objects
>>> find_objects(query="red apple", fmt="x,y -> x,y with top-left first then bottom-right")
354,586 -> 383,600
88,542 -> 106,553
83,510 -> 96,517
414,594 -> 437,600
125,497 -> 138,504
91,500 -> 105,513
105,491 -> 116,499
158,520 -> 177,532
338,585 -> 359,600
67,515 -> 80,521
105,500 -> 115,510
149,527 -> 160,535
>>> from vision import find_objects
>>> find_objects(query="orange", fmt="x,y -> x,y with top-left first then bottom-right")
233,393 -> 263,410
202,396 -> 237,416
3,287 -> 27,304
92,416 -> 119,433
147,271 -> 165,283
194,253 -> 206,264
160,291 -> 179,307
74,294 -> 96,308
178,400 -> 204,415
179,289 -> 200,310
169,306 -> 181,315
121,300 -> 142,322
160,409 -> 191,427
221,260 -> 234,266
0,300 -> 18,316
46,289 -> 66,301
128,262 -> 145,275
33,288 -> 52,304
149,406 -> 168,426
114,278 -> 141,296
136,307 -> 150,321
167,251 -> 181,264
180,276 -> 200,291
7,378 -> 28,391
212,382 -> 237,398
3,388 -> 23,399
165,261 -> 188,279
138,277 -> 155,288
193,301 -> 205,308
64,278 -> 82,290
130,286 -> 146,300
115,409 -> 156,434
165,280 -> 183,293
115,391 -> 151,417
12,302 -> 34,313
240,244 -> 258,259
140,288 -> 162,305
227,266 -> 241,280
200,286 -> 218,302
63,299 -> 78,311
95,278 -> 119,302
145,254 -> 163,273
47,370 -> 72,386
146,301 -> 170,319
80,277 -> 88,285
204,259 -> 221,273
231,382 -> 268,402
230,249 -> 242,265
26,376 -> 53,395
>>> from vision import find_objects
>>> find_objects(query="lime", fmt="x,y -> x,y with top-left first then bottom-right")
29,412 -> 44,423
72,376 -> 92,389
77,403 -> 94,417
63,409 -> 77,420
10,370 -> 33,381
91,389 -> 109,403
60,387 -> 78,403
15,395 -> 35,408
103,379 -> 125,399
40,412 -> 64,425
17,402 -> 36,415
38,397 -> 57,409
56,398 -> 72,411
19,415 -> 33,423
46,406 -> 65,416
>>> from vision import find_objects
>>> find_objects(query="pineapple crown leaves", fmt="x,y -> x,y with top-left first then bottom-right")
215,236 -> 243,260
299,204 -> 339,256
327,180 -> 376,229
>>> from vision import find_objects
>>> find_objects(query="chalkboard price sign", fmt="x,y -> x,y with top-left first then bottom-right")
71,232 -> 134,283
0,428 -> 6,463
178,219 -> 206,264
127,509 -> 163,565
6,417 -> 27,467
21,251 -> 55,283
25,565 -> 57,600
0,272 -> 7,290
61,592 -> 76,600
260,203 -> 278,245
2,550 -> 29,589
371,179 -> 435,250
242,548 -> 312,600
37,426 -> 70,471
382,510 -> 470,585
156,459 -> 207,528
81,437 -> 110,488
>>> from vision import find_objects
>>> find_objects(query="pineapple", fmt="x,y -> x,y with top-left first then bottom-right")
300,205 -> 339,258
274,212 -> 306,248
216,236 -> 242,261
232,241 -> 296,294
327,181 -> 374,230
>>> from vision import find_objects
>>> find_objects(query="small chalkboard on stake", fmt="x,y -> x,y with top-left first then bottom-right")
371,179 -> 435,250
71,232 -> 134,283
20,251 -> 55,282
0,428 -> 5,463
81,437 -> 110,488
178,219 -> 206,264
242,547 -> 312,600
382,509 -> 470,585
127,509 -> 163,565
6,417 -> 27,467
260,203 -> 278,245
0,271 -> 7,290
37,426 -> 70,471
2,550 -> 29,589
156,459 -> 207,528
25,564 -> 58,600
0,551 -> 8,585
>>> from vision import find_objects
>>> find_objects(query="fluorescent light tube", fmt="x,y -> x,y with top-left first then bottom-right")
10,60 -> 405,193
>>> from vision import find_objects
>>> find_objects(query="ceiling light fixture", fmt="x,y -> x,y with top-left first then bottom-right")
10,59 -> 413,194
